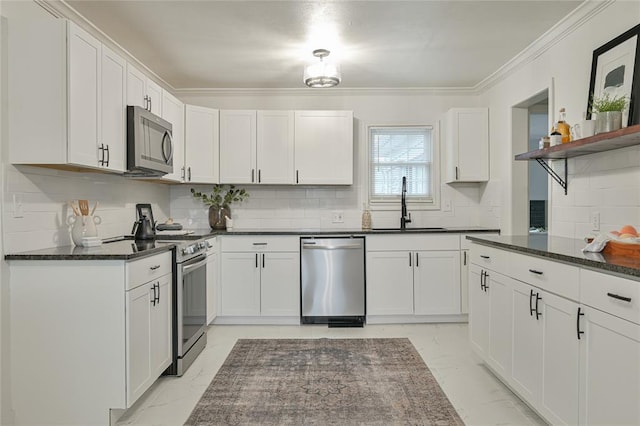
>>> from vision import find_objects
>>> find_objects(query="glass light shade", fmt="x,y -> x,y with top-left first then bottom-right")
304,60 -> 341,88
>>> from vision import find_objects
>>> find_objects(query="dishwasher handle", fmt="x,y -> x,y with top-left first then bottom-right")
303,243 -> 362,250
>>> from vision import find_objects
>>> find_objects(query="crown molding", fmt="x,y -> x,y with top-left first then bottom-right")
474,0 -> 614,93
173,86 -> 476,97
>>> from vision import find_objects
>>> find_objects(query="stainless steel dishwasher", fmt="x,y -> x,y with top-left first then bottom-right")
301,236 -> 365,327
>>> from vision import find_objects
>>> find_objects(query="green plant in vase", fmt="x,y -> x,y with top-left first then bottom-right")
590,93 -> 628,134
191,185 -> 249,229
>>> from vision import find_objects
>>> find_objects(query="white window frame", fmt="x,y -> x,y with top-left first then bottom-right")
366,124 -> 440,211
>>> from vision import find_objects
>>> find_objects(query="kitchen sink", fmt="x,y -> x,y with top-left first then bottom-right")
372,227 -> 446,232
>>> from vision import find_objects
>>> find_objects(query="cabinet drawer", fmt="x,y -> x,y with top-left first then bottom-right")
221,235 -> 299,252
126,251 -> 172,291
509,252 -> 579,300
581,269 -> 640,325
469,244 -> 508,273
367,234 -> 459,251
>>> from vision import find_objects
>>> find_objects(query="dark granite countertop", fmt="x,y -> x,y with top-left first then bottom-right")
4,238 -> 176,261
5,227 -> 499,261
466,234 -> 640,279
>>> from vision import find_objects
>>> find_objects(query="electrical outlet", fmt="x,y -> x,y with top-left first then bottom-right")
331,211 -> 344,223
591,211 -> 600,231
443,199 -> 452,212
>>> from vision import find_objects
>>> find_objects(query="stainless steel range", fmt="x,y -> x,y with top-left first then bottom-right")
162,238 -> 209,376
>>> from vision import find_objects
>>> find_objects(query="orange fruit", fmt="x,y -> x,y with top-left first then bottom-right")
619,225 -> 638,236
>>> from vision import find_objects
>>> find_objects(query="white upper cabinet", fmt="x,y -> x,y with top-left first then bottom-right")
294,110 -> 353,185
219,110 -> 257,184
9,19 -> 125,172
184,105 -> 219,184
220,110 -> 295,184
444,108 -> 489,183
160,91 -> 185,182
126,64 -> 162,116
257,111 -> 295,184
67,23 -> 101,168
99,45 -> 127,172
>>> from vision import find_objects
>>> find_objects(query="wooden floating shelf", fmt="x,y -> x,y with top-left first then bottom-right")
515,124 -> 640,161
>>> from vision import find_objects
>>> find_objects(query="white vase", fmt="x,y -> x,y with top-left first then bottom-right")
68,215 -> 101,246
595,111 -> 622,134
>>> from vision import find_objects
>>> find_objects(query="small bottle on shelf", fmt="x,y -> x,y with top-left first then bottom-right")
557,108 -> 571,143
550,127 -> 562,146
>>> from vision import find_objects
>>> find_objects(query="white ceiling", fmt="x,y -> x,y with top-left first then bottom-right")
65,0 -> 583,90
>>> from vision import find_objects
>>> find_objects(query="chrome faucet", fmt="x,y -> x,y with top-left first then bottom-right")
400,176 -> 411,229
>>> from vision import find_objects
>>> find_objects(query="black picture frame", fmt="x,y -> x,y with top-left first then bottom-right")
135,203 -> 155,226
586,23 -> 640,127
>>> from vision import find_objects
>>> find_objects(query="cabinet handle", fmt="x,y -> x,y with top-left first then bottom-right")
409,252 -> 412,267
455,166 -> 459,180
255,253 -> 258,268
181,167 -> 185,180
463,251 -> 467,266
529,289 -> 535,317
144,95 -> 149,111
415,252 -> 419,267
480,255 -> 490,259
150,265 -> 161,270
252,242 -> 267,246
535,293 -> 542,320
105,144 -> 110,167
188,167 -> 192,181
576,307 -> 585,340
607,292 -> 632,303
258,169 -> 261,183
262,253 -> 265,268
98,144 -> 104,166
155,282 -> 160,304
483,272 -> 489,291
480,270 -> 486,290
148,96 -> 152,112
528,269 -> 543,275
296,170 -> 299,184
251,169 -> 255,183
151,284 -> 157,306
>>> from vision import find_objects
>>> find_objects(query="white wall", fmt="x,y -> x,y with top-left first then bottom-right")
172,92 -> 502,230
480,1 -> 640,238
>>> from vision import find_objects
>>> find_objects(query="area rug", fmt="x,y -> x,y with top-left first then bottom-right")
185,338 -> 464,425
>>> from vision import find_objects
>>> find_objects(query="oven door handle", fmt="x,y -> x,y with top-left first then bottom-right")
181,257 -> 207,274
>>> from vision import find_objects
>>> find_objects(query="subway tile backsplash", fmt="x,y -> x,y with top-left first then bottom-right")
550,145 -> 640,239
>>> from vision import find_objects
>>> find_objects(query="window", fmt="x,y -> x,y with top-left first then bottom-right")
369,126 -> 436,207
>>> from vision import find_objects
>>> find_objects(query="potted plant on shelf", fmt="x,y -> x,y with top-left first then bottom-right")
590,93 -> 628,134
191,185 -> 249,229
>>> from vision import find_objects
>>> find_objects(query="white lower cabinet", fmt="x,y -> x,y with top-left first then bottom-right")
206,238 -> 219,324
219,236 -> 300,321
469,242 -> 639,425
468,264 -> 512,377
579,306 -> 640,425
366,234 -> 461,320
8,251 -> 172,425
126,274 -> 172,406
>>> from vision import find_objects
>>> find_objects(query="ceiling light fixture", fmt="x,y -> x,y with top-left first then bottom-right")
304,49 -> 341,88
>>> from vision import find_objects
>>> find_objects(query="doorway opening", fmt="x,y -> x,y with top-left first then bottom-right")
528,101 -> 549,233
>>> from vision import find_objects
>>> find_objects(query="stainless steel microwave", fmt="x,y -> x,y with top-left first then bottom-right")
126,106 -> 173,176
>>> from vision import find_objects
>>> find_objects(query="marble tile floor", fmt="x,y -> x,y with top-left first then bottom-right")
115,323 -> 545,426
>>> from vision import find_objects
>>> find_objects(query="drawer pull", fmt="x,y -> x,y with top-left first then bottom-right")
480,255 -> 490,259
149,265 -> 161,271
252,242 -> 268,246
528,269 -> 543,275
607,292 -> 632,303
